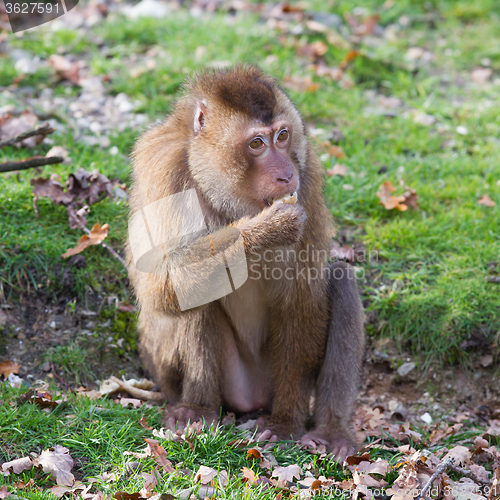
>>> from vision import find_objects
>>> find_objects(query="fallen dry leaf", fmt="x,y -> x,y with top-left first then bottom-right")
62,223 -> 109,259
119,398 -> 142,408
272,464 -> 301,482
402,188 -> 419,210
0,111 -> 41,148
196,465 -> 217,485
298,40 -> 328,60
327,163 -> 349,177
241,467 -> 258,485
327,145 -> 347,159
34,445 -> 74,487
0,486 -> 10,499
443,445 -> 472,466
47,55 -> 85,85
478,194 -> 495,207
283,75 -> 320,93
144,439 -> 173,470
246,448 -> 262,461
113,492 -> 146,500
139,415 -> 152,430
0,360 -> 20,378
31,178 -> 75,206
1,456 -> 33,475
377,181 -> 409,211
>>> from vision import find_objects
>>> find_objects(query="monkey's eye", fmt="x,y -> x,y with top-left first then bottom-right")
250,137 -> 264,150
277,129 -> 289,142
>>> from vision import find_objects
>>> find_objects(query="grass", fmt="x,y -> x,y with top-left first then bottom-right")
1,5 -> 500,494
0,382 -> 493,499
2,0 -> 499,363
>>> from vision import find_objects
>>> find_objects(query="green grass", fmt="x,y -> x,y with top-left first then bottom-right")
1,2 -> 500,362
1,383 -> 493,499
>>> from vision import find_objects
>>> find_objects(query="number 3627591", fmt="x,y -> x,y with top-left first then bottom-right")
5,3 -> 60,14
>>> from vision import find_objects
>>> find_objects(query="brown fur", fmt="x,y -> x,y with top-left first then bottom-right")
126,65 -> 364,460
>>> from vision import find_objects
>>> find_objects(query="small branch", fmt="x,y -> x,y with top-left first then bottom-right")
109,376 -> 164,402
82,225 -> 129,272
449,463 -> 490,486
0,155 -> 63,173
0,122 -> 55,148
418,458 -> 455,500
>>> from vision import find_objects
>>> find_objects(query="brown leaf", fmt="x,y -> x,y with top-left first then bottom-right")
0,111 -> 40,148
139,415 -> 153,430
113,492 -> 146,500
376,181 -> 408,211
272,464 -> 301,482
478,194 -> 495,207
246,448 -> 262,461
35,445 -> 74,487
120,398 -> 142,408
144,439 -> 174,472
31,178 -> 75,205
1,456 -> 33,475
67,169 -> 113,205
327,163 -> 349,177
442,445 -> 472,466
47,55 -> 84,85
0,486 -> 10,499
0,360 -> 20,378
12,478 -> 34,490
314,64 -> 344,81
327,145 -> 347,159
241,467 -> 258,485
62,223 -> 109,259
283,75 -> 320,93
402,188 -> 419,210
196,465 -> 217,485
298,41 -> 328,60
66,205 -> 87,230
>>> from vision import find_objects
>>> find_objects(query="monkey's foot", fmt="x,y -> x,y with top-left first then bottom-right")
255,417 -> 305,448
300,430 -> 357,462
164,405 -> 218,432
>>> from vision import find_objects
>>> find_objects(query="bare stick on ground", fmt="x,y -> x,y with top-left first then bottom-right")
0,156 -> 63,173
418,458 -> 455,500
109,376 -> 164,402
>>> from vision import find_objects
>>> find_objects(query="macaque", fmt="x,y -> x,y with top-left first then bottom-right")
126,65 -> 365,460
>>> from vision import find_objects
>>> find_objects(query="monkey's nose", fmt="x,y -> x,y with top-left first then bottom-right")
277,172 -> 293,184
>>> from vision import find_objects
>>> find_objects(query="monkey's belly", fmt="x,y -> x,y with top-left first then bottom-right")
220,280 -> 273,412
220,329 -> 273,413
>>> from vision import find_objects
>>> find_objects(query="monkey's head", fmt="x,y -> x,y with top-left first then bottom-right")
183,66 -> 308,219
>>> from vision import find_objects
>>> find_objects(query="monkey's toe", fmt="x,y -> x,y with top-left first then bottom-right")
300,431 -> 357,463
164,405 -> 218,432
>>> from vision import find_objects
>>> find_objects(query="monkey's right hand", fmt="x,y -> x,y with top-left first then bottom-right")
238,203 -> 307,251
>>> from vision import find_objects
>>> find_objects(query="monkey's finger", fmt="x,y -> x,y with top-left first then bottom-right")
256,429 -> 273,442
262,434 -> 279,451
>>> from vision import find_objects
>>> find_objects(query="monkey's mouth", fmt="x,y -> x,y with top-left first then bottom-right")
264,191 -> 298,207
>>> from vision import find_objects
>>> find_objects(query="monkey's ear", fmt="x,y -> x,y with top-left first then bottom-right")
193,101 -> 207,135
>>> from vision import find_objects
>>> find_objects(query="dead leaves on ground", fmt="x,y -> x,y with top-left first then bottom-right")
2,445 -> 74,487
62,223 -> 109,258
377,181 -> 419,211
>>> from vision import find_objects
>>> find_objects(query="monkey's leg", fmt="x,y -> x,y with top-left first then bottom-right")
300,261 -> 365,462
140,304 -> 226,431
257,294 -> 329,442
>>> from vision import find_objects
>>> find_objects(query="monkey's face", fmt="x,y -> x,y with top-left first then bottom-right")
188,108 -> 302,220
243,120 -> 299,209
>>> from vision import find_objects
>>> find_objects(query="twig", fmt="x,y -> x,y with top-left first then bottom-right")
0,155 -> 63,173
82,225 -> 129,272
418,457 -> 455,499
0,122 -> 55,148
449,463 -> 490,486
109,376 -> 164,402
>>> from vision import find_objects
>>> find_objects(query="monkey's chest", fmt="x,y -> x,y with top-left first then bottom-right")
219,279 -> 273,412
